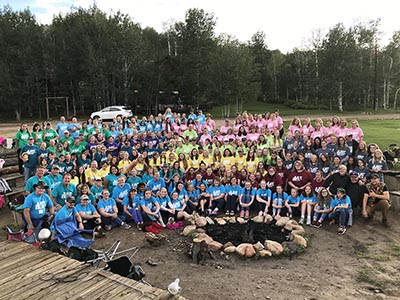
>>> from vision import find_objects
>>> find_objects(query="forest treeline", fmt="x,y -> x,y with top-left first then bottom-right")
1,5 -> 400,119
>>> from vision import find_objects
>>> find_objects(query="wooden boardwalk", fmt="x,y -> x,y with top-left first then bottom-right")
0,241 -> 185,300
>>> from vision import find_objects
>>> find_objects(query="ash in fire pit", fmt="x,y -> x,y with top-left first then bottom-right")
205,221 -> 289,246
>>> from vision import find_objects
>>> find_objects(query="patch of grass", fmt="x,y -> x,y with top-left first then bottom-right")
354,243 -> 369,259
371,255 -> 391,262
357,267 -> 385,289
390,243 -> 400,257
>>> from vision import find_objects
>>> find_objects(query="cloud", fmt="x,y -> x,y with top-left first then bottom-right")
10,0 -> 400,52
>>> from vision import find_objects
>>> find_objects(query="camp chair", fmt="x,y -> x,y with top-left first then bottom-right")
87,240 -> 142,279
53,215 -> 94,249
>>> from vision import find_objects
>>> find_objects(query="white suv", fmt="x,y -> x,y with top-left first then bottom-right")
90,106 -> 133,120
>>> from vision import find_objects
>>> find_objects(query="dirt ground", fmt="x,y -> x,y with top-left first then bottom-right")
1,207 -> 400,300
1,114 -> 400,300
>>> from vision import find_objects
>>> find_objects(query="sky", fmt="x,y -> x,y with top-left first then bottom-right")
2,0 -> 400,52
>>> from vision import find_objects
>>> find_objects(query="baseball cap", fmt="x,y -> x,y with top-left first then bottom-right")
162,163 -> 169,168
28,136 -> 34,140
33,181 -> 48,190
95,177 -> 102,181
370,173 -> 380,179
52,164 -> 60,170
80,195 -> 89,201
66,196 -> 76,204
337,187 -> 346,194
350,172 -> 359,177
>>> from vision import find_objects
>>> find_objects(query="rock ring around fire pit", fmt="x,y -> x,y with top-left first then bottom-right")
182,215 -> 308,259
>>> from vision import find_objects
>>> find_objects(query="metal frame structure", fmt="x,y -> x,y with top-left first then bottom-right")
45,96 -> 69,120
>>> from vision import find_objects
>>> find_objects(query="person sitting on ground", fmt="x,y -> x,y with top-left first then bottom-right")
225,177 -> 242,216
75,194 -> 103,235
271,185 -> 288,219
169,191 -> 192,222
53,196 -> 84,232
23,181 -> 55,232
255,179 -> 271,217
239,180 -> 256,219
300,185 -> 317,226
139,189 -> 165,227
311,188 -> 332,228
97,189 -> 131,231
123,188 -> 144,230
207,177 -> 226,216
285,187 -> 301,218
328,187 -> 352,235
362,173 -> 391,227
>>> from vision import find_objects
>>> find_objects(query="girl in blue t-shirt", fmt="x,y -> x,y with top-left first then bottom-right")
300,185 -> 317,226
122,188 -> 144,230
255,180 -> 271,217
239,181 -> 256,219
186,183 -> 199,214
170,191 -> 191,221
225,177 -> 242,216
312,188 -> 332,228
157,188 -> 174,224
285,188 -> 301,218
271,185 -> 288,219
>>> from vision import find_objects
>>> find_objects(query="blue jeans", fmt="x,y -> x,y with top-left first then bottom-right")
240,194 -> 251,212
328,208 -> 350,227
313,206 -> 328,221
125,208 -> 143,224
24,166 -> 36,182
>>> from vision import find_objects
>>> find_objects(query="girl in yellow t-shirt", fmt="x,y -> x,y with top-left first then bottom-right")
245,149 -> 259,174
220,148 -> 236,170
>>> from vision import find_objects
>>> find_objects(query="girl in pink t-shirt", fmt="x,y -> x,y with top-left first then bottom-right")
301,117 -> 314,137
288,117 -> 302,135
346,119 -> 364,142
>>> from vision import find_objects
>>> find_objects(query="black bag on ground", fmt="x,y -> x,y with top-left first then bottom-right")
67,247 -> 98,262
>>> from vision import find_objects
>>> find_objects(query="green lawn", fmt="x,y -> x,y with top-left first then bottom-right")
357,119 -> 400,150
209,99 -> 400,117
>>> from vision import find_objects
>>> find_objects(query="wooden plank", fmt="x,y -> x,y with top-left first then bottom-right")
0,250 -> 53,274
67,276 -> 119,300
7,260 -> 89,299
0,243 -> 187,300
0,256 -> 74,293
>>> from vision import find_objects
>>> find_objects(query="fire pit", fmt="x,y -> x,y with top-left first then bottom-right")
205,221 -> 288,246
183,215 -> 308,260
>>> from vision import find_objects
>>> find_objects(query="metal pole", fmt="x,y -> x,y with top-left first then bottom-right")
46,97 -> 49,120
66,97 -> 70,119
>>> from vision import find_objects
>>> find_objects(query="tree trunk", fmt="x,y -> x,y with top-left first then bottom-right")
338,81 -> 343,112
394,87 -> 400,109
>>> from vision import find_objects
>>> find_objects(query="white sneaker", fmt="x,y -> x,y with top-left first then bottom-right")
306,217 -> 311,226
299,217 -> 304,225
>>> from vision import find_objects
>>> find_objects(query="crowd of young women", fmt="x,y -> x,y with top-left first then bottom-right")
17,108 -> 389,234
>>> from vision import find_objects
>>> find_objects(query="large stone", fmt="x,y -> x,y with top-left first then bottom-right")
265,240 -> 284,255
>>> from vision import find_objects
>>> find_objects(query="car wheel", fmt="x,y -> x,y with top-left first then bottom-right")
93,115 -> 100,119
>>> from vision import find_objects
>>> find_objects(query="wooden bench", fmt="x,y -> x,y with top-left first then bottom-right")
2,173 -> 24,189
4,187 -> 25,228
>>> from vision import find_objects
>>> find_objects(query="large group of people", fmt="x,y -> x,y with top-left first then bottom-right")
17,108 -> 391,238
